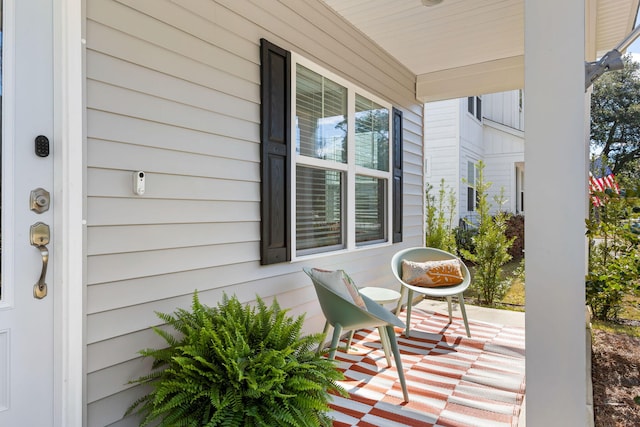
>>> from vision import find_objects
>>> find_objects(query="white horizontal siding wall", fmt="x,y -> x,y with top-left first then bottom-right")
425,92 -> 525,224
84,0 -> 423,425
483,90 -> 524,131
424,99 -> 461,225
484,120 -> 525,214
459,100 -> 483,222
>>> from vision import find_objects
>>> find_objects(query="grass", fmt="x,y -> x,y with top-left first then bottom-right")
466,258 -> 525,310
592,320 -> 640,338
501,280 -> 525,308
465,257 -> 640,337
620,293 -> 640,321
591,293 -> 640,337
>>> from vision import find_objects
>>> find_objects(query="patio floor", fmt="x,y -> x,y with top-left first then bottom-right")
328,299 -> 526,426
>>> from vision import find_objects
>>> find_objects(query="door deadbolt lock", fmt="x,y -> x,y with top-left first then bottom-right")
30,188 -> 50,213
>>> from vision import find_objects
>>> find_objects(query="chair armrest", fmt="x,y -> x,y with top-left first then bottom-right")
360,293 -> 405,329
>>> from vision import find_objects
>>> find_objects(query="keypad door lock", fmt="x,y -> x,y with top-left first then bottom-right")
30,188 -> 50,213
35,135 -> 50,157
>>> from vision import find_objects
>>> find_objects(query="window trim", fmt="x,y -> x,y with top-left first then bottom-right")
466,96 -> 482,122
291,53 -> 394,260
467,160 -> 477,212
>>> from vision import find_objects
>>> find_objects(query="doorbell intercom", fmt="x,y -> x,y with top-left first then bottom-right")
133,171 -> 145,195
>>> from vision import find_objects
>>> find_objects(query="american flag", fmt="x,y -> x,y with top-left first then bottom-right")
589,158 -> 619,207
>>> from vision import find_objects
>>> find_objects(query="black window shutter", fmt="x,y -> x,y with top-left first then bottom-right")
260,39 -> 291,264
392,107 -> 403,243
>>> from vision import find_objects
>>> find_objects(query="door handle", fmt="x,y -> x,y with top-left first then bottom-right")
30,222 -> 50,299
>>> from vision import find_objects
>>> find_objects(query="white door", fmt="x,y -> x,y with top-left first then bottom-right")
0,0 -> 55,425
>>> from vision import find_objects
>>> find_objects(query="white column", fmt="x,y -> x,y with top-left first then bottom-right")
524,0 -> 588,425
54,0 -> 85,426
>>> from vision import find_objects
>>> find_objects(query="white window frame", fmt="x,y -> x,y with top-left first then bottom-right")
467,160 -> 478,212
291,53 -> 393,260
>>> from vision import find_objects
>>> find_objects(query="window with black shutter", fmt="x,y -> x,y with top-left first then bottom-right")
260,40 -> 403,263
259,39 -> 291,265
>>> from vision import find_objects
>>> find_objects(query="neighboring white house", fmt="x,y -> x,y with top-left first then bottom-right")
0,1 -> 636,427
425,90 -> 525,227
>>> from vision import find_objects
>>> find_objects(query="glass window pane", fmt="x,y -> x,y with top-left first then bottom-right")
296,64 -> 347,163
467,161 -> 475,185
296,166 -> 343,251
467,187 -> 475,212
355,175 -> 386,244
355,94 -> 388,171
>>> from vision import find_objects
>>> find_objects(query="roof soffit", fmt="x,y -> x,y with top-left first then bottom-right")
321,0 -> 640,101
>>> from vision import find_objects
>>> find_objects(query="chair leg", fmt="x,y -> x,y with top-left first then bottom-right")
377,326 -> 392,367
458,294 -> 471,338
328,324 -> 343,360
385,325 -> 409,403
345,330 -> 355,351
404,289 -> 414,337
446,296 -> 453,323
395,286 -> 407,315
317,321 -> 331,354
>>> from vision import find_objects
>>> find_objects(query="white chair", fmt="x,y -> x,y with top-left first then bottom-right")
391,247 -> 471,338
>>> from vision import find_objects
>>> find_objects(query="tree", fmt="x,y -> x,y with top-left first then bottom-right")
425,179 -> 457,253
590,55 -> 640,178
459,161 -> 514,306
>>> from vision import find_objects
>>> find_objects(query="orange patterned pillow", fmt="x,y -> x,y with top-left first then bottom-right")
401,259 -> 465,287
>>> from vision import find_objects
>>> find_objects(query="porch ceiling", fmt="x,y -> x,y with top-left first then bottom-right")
321,0 -> 640,102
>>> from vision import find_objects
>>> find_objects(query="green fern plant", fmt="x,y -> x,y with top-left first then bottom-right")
126,292 -> 347,426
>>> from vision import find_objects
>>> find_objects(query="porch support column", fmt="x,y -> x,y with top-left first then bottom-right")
524,0 -> 589,426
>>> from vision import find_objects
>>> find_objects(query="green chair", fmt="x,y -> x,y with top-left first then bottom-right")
303,267 -> 410,402
391,247 -> 471,338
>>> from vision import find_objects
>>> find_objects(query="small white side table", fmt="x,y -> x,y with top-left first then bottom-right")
359,287 -> 401,305
347,287 -> 401,366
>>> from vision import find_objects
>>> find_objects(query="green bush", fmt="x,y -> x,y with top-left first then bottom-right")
505,214 -> 525,260
425,179 -> 457,253
586,190 -> 640,320
454,223 -> 477,256
126,292 -> 346,427
460,162 -> 514,305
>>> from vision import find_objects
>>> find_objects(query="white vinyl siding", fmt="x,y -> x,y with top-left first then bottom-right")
425,91 -> 525,225
483,120 -> 525,214
424,99 -> 461,225
84,0 -> 423,425
483,90 -> 524,131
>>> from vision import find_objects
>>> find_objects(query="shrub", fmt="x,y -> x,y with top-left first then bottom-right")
505,214 -> 525,260
460,162 -> 514,305
126,292 -> 346,427
425,179 -> 457,253
586,190 -> 640,320
454,223 -> 477,257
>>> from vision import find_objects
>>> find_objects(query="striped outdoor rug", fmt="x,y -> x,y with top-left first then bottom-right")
328,308 -> 526,427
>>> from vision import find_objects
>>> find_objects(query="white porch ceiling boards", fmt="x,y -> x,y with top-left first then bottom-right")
321,0 -> 639,102
596,0 -> 639,54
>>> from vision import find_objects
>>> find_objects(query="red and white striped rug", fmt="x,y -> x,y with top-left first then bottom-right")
329,308 -> 526,427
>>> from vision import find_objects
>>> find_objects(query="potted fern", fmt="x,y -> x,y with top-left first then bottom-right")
126,292 -> 346,426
